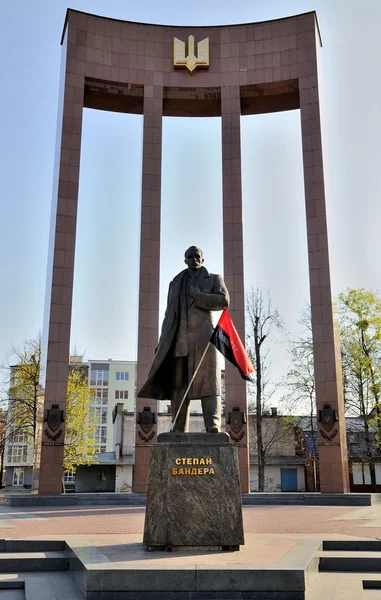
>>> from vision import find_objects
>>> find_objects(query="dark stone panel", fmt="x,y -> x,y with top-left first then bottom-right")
363,581 -> 381,590
1,492 -> 378,507
86,592 -> 304,600
323,540 -> 381,551
195,569 -> 305,592
320,557 -> 381,572
144,434 -> 244,548
0,581 -> 25,590
0,557 -> 68,572
87,568 -> 195,592
87,594 -> 192,600
4,540 -> 66,552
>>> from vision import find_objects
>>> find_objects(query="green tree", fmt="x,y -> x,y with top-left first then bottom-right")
246,287 -> 284,492
64,368 -> 97,473
339,288 -> 381,491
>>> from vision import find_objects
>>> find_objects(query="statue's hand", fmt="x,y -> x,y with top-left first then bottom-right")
189,284 -> 200,298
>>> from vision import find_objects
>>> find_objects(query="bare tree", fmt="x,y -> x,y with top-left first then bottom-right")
246,287 -> 283,492
281,305 -> 318,489
3,336 -> 42,442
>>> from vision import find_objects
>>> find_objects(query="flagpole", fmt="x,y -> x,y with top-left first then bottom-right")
171,341 -> 211,432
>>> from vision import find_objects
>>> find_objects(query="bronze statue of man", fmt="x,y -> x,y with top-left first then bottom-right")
138,246 -> 229,432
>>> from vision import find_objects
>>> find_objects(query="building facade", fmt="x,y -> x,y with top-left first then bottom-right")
4,365 -> 37,488
87,359 -> 136,453
4,426 -> 33,488
5,359 -> 137,488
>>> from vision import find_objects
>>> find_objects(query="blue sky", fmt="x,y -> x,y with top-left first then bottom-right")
1,0 -> 380,390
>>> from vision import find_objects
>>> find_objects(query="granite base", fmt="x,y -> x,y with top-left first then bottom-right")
143,432 -> 244,550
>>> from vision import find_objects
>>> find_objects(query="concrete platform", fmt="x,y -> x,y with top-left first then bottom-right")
68,535 -> 321,599
1,492 -> 380,508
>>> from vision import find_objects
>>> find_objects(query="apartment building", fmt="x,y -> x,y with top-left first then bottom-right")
88,359 -> 136,453
4,358 -> 137,487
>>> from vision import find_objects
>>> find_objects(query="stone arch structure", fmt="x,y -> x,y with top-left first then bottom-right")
36,9 -> 349,494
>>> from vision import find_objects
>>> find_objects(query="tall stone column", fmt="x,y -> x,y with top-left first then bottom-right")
221,86 -> 250,493
133,85 -> 163,493
299,73 -> 349,493
35,34 -> 84,493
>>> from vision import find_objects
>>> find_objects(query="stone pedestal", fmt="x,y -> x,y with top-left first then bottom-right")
143,432 -> 244,551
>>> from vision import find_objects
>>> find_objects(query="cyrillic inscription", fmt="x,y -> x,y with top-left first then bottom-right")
171,458 -> 215,475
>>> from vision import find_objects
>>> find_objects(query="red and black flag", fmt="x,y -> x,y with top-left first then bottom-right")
210,308 -> 255,381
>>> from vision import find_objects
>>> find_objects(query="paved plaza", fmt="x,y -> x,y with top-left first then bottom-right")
0,503 -> 379,598
0,503 -> 380,539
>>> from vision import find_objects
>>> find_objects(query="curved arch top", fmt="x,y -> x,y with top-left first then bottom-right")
61,9 -> 322,45
60,8 -> 322,118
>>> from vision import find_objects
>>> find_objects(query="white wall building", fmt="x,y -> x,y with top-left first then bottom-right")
87,359 -> 136,453
4,427 -> 34,488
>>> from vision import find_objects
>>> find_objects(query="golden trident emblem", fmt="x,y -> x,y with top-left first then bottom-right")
173,35 -> 210,74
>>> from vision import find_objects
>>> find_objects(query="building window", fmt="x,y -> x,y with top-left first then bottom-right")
91,388 -> 108,405
115,390 -> 128,400
352,463 -> 363,485
90,369 -> 109,387
92,407 -> 108,426
8,445 -> 28,463
116,372 -> 129,381
90,382 -> 108,450
101,426 -> 107,444
12,468 -> 24,487
94,425 -> 108,450
9,428 -> 27,444
63,470 -> 76,484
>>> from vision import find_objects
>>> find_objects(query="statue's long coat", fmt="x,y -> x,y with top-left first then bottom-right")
137,266 -> 229,400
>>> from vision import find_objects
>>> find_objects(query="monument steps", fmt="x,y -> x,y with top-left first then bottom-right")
319,540 -> 381,574
0,541 -> 68,574
0,552 -> 68,573
0,539 -> 379,598
0,580 -> 25,589
0,571 -> 83,600
0,541 -> 66,553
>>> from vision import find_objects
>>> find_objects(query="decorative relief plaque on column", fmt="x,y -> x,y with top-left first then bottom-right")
318,403 -> 339,444
43,403 -> 65,446
226,406 -> 246,443
137,406 -> 156,443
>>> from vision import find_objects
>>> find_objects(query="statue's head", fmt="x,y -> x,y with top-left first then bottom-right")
184,246 -> 204,270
